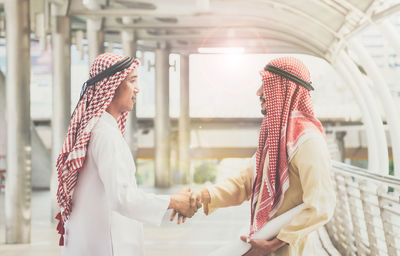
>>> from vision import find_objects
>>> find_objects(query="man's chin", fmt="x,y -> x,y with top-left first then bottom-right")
261,109 -> 267,115
124,105 -> 134,112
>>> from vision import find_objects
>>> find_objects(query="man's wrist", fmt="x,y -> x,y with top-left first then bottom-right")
168,196 -> 176,209
201,189 -> 211,204
270,237 -> 287,250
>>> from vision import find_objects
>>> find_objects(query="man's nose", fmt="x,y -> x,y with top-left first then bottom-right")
256,86 -> 262,96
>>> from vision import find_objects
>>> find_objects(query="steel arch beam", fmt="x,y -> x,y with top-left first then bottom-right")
70,10 -> 329,52
334,60 -> 380,172
349,38 -> 400,177
339,52 -> 389,173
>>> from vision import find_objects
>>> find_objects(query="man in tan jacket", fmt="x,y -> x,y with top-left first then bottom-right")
172,56 -> 336,256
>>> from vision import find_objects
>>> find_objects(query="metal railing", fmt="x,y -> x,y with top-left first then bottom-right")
327,161 -> 400,256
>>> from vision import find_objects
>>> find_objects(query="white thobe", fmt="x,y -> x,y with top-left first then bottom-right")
62,112 -> 170,256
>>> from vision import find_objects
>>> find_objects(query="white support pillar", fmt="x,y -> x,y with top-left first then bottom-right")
5,0 -> 32,243
154,47 -> 170,187
87,18 -> 104,66
0,72 -> 5,165
334,61 -> 380,171
179,54 -> 190,184
339,52 -> 389,173
349,39 -> 400,177
121,19 -> 139,164
83,0 -> 105,65
377,20 -> 400,56
49,13 -> 71,221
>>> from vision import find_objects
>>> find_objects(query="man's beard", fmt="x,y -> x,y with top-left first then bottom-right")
261,109 -> 267,115
260,96 -> 267,115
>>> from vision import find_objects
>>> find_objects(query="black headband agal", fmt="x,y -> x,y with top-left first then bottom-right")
85,56 -> 134,87
264,64 -> 314,91
78,56 -> 134,102
72,56 -> 134,118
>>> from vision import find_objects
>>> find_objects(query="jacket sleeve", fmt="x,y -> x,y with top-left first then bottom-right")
276,137 -> 336,246
204,155 -> 255,215
91,130 -> 170,226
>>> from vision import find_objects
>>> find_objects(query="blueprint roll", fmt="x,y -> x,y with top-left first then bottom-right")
208,203 -> 306,256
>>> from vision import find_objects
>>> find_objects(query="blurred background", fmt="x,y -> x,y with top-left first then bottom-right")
1,0 -> 400,255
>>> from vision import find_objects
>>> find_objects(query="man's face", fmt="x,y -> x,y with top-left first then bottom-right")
112,69 -> 139,112
256,82 -> 267,115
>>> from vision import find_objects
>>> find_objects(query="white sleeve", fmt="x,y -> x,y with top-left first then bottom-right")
90,130 -> 170,226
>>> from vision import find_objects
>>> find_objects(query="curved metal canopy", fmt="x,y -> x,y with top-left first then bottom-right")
67,0 -> 400,61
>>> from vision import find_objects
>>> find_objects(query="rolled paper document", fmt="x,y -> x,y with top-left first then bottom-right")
208,203 -> 306,256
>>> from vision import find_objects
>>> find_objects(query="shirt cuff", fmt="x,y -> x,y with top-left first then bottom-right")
151,195 -> 171,226
276,230 -> 298,246
203,186 -> 219,215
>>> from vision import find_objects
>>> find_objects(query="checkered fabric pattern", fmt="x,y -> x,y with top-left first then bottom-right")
55,53 -> 140,245
250,57 -> 325,235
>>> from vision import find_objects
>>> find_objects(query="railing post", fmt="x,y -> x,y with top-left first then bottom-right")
334,174 -> 356,255
325,172 -> 338,248
377,186 -> 400,256
344,176 -> 369,255
359,180 -> 388,255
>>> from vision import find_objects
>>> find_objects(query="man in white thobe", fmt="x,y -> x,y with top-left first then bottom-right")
56,53 -> 197,256
63,111 -> 171,255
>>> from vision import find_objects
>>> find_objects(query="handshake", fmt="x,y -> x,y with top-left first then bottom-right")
168,187 -> 210,224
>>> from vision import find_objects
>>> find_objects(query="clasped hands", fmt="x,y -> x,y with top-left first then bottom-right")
168,187 -> 204,224
168,188 -> 286,255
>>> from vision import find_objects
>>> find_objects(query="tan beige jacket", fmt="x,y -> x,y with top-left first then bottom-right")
204,137 -> 336,256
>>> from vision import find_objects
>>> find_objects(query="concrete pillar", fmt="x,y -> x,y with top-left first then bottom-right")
0,72 -> 5,166
349,39 -> 400,177
50,15 -> 71,221
121,28 -> 139,164
87,18 -> 104,66
335,131 -> 346,162
179,54 -> 190,184
154,47 -> 170,188
5,0 -> 32,244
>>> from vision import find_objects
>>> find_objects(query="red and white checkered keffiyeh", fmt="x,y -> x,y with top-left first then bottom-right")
250,57 -> 325,235
55,53 -> 139,245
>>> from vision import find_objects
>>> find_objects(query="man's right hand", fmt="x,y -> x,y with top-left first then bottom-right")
192,188 -> 211,206
169,188 -> 211,224
169,187 -> 197,219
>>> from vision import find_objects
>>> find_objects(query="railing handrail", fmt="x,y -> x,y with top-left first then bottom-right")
328,161 -> 400,256
332,161 -> 400,189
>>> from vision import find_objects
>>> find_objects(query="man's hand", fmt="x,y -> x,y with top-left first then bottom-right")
190,190 -> 205,210
240,236 -> 287,256
169,188 -> 205,224
192,189 -> 210,206
169,187 -> 199,223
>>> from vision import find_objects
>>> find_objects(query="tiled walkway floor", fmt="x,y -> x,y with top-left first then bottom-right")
0,186 -> 250,256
